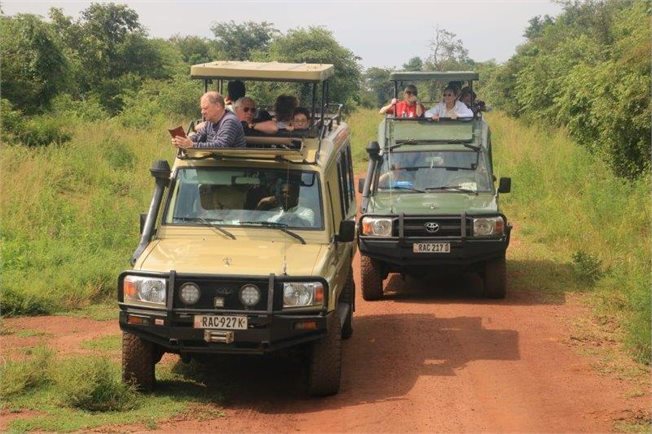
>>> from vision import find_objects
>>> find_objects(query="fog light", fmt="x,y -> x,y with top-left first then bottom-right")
179,282 -> 201,305
240,284 -> 260,306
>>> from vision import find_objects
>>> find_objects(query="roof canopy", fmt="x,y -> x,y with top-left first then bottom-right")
190,61 -> 335,82
389,71 -> 479,82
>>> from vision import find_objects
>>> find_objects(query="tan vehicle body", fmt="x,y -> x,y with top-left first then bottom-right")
119,61 -> 356,396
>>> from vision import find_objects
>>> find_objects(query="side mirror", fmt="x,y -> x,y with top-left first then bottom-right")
358,178 -> 365,193
498,177 -> 511,193
335,220 -> 355,243
139,213 -> 147,235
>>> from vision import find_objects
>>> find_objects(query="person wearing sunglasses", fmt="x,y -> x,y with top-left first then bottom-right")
235,97 -> 278,135
425,86 -> 474,121
379,84 -> 425,118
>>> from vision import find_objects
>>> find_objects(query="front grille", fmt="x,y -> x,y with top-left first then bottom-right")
399,216 -> 472,238
173,276 -> 273,311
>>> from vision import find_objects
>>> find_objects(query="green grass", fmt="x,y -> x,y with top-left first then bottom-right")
80,334 -> 121,352
488,112 -> 651,364
0,347 -> 224,432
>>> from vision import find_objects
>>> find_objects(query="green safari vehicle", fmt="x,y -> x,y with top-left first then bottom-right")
358,71 -> 512,300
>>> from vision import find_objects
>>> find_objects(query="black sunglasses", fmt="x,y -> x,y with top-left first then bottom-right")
404,90 -> 413,95
243,107 -> 256,113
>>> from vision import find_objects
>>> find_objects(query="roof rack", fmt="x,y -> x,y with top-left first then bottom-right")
176,137 -> 311,164
190,61 -> 334,83
389,71 -> 479,82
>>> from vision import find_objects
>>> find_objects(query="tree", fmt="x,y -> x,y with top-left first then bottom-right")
362,67 -> 393,107
169,35 -> 218,65
262,27 -> 362,108
402,57 -> 423,72
0,14 -> 69,113
425,27 -> 473,71
210,21 -> 278,60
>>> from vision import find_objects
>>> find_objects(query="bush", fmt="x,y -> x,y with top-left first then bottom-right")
0,346 -> 53,398
50,94 -> 109,122
56,357 -> 138,412
16,116 -> 72,147
572,250 -> 605,285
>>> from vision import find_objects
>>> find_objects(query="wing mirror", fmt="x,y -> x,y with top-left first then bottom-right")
498,177 -> 511,193
335,220 -> 355,242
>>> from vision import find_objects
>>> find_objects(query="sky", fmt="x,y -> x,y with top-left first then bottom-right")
2,0 -> 563,69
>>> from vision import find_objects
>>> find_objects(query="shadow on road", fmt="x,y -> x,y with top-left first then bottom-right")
375,258 -> 568,306
157,313 -> 519,413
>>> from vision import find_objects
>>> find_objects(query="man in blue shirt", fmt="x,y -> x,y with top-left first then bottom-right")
172,91 -> 246,149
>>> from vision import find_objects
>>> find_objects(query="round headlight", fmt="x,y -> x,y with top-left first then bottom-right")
372,219 -> 392,236
240,284 -> 261,307
179,282 -> 200,305
140,279 -> 166,303
474,218 -> 494,236
283,283 -> 314,306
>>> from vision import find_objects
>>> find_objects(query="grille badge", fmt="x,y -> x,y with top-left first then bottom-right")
214,297 -> 225,308
424,222 -> 440,233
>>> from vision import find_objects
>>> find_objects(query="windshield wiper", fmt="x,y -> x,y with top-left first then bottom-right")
239,221 -> 306,244
423,186 -> 478,195
385,185 -> 425,193
176,217 -> 236,239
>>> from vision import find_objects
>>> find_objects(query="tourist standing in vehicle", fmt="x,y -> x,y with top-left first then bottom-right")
379,84 -> 425,118
425,86 -> 474,120
292,107 -> 311,130
172,91 -> 246,149
234,97 -> 278,135
274,94 -> 299,130
225,80 -> 246,111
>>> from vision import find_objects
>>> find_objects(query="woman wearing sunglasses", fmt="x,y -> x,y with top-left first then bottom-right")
379,84 -> 425,118
425,86 -> 474,121
235,97 -> 278,134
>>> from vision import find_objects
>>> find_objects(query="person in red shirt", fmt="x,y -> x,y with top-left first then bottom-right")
379,84 -> 425,118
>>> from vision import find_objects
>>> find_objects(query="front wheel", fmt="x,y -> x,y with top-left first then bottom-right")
307,311 -> 342,396
483,255 -> 506,299
360,255 -> 383,301
122,331 -> 157,391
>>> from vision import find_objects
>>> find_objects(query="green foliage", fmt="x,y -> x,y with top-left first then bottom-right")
362,67 -> 394,108
482,0 -> 651,178
56,357 -> 138,412
210,20 -> 279,60
0,14 -> 69,113
262,27 -> 362,108
425,27 -> 474,71
169,35 -> 218,65
50,94 -> 109,122
16,116 -> 73,147
572,251 -> 605,285
0,346 -> 54,397
489,112 -> 651,364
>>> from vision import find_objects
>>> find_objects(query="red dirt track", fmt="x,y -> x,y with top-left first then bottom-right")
2,253 -> 648,432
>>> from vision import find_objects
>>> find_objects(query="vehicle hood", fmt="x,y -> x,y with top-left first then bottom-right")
367,191 -> 498,215
136,237 -> 325,276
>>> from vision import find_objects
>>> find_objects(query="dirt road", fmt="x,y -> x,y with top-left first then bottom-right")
2,259 -> 648,432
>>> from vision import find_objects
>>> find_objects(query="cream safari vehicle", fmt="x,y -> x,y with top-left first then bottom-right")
118,61 -> 357,396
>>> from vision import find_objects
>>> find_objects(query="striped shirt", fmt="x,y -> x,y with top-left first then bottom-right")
191,111 -> 246,148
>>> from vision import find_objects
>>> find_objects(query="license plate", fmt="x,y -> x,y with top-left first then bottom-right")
413,242 -> 450,253
193,315 -> 248,330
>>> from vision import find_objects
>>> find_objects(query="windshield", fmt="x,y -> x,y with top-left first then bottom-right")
376,150 -> 493,193
164,168 -> 323,229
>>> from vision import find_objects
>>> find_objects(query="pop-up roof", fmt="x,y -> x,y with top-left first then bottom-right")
190,61 -> 335,82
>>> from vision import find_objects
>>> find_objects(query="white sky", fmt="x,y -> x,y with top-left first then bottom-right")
2,0 -> 563,68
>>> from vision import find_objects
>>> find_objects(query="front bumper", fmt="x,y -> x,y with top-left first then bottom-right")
119,308 -> 329,355
358,213 -> 511,269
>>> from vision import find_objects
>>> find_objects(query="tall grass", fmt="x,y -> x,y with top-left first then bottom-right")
0,116 -> 174,314
488,112 -> 651,363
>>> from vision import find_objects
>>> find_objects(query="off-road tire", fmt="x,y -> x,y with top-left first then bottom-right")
307,311 -> 342,396
341,267 -> 355,339
122,331 -> 156,391
483,255 -> 507,299
360,255 -> 383,301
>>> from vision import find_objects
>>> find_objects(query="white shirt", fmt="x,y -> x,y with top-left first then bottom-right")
425,100 -> 474,118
